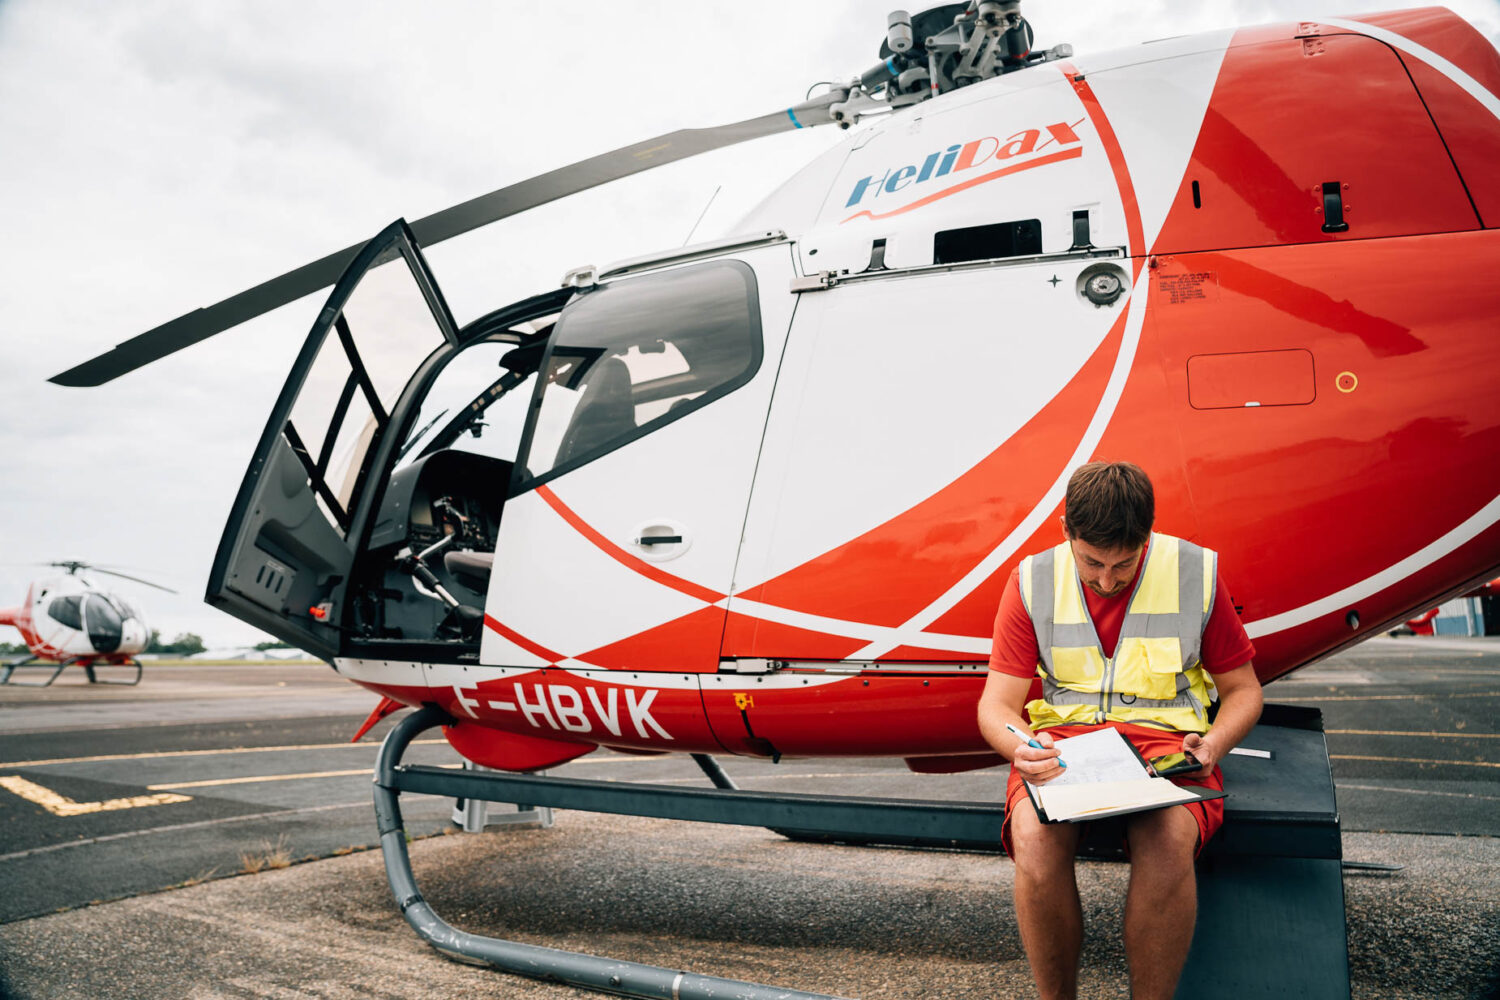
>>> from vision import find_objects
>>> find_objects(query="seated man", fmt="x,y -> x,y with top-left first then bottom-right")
977,461 -> 1263,1000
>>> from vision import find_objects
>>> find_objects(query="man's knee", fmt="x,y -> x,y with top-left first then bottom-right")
1010,808 -> 1081,875
1126,806 -> 1200,867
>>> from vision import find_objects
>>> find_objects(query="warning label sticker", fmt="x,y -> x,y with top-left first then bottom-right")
1156,271 -> 1216,305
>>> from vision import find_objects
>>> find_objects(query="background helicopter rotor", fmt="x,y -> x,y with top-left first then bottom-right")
39,561 -> 179,594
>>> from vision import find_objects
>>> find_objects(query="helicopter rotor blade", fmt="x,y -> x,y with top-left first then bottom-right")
85,567 -> 179,595
49,93 -> 846,388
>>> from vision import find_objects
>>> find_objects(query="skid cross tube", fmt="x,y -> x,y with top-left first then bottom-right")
373,707 -> 1010,998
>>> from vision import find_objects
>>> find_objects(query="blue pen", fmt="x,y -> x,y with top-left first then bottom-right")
1005,722 -> 1066,768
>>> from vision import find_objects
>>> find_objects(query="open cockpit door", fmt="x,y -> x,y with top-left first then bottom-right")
207,221 -> 459,660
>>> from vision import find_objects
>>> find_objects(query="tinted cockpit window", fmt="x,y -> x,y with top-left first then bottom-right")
48,595 -> 83,630
84,596 -> 123,652
514,260 -> 761,490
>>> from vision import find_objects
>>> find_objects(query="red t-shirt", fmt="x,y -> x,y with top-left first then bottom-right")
989,544 -> 1256,678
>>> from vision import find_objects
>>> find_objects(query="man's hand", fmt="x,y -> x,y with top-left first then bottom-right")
1180,731 -> 1221,778
1179,662 -> 1264,778
1012,730 -> 1068,785
977,670 -> 1071,784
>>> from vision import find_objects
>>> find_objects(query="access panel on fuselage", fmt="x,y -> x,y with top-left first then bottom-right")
1151,31 -> 1479,255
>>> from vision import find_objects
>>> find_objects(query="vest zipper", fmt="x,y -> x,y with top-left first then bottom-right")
1100,654 -> 1114,724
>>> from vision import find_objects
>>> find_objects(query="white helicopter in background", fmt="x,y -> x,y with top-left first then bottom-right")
0,561 -> 174,686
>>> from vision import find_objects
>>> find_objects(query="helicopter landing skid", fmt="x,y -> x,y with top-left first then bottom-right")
0,656 -> 143,687
374,706 -> 1011,999
81,658 -> 143,686
0,656 -> 67,687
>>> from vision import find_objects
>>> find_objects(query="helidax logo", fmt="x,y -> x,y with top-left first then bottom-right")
842,119 -> 1086,222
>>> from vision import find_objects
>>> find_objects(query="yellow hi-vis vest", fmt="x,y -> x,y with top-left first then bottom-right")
1019,532 -> 1218,733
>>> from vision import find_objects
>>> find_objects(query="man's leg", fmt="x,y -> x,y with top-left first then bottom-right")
1009,803 -> 1085,1000
1122,805 -> 1201,1000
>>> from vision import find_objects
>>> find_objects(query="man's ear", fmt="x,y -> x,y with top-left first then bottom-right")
1058,514 -> 1071,540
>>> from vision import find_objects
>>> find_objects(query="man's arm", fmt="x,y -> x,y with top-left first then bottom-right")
977,670 -> 1067,784
1181,661 -> 1263,776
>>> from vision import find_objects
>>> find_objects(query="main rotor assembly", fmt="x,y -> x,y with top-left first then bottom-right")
822,1 -> 1073,127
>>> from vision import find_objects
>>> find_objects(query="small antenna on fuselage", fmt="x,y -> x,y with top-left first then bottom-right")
682,186 -> 723,246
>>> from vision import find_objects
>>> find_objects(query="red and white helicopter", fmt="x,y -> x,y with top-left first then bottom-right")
46,0 -> 1500,767
52,1 -> 1500,769
0,562 -> 172,686
48,2 -> 1500,992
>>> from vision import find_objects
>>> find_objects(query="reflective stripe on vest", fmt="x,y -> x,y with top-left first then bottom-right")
1018,533 -> 1217,733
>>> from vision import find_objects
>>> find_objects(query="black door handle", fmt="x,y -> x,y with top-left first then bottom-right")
1321,181 -> 1349,233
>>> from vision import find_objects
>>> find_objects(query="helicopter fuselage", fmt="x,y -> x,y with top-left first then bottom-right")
189,9 -> 1500,772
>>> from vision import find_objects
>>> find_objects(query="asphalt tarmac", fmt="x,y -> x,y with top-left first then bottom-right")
0,641 -> 1495,999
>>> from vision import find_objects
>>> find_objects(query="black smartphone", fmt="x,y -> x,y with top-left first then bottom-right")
1148,750 -> 1201,777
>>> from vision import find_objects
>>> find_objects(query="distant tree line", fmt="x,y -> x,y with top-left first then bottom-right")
1,634 -> 293,657
147,630 -> 207,655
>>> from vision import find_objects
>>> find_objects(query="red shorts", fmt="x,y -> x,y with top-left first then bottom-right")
1000,721 -> 1225,857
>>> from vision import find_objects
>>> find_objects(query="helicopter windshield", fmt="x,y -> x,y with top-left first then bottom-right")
83,595 -> 123,652
390,338 -> 541,476
102,593 -> 141,621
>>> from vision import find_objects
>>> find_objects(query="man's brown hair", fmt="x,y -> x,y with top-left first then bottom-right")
1063,461 -> 1154,550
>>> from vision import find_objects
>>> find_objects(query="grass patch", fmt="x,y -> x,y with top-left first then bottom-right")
239,834 -> 292,874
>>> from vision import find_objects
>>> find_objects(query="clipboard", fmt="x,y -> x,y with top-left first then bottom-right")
1022,728 -> 1228,824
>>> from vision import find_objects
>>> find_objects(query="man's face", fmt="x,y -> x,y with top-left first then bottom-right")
1068,536 -> 1145,598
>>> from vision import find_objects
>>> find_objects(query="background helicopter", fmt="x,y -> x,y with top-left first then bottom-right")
0,562 -> 175,686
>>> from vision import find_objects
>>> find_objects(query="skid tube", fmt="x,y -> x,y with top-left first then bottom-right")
82,658 -> 143,685
374,706 -> 1011,999
0,657 -> 67,687
0,657 -> 142,687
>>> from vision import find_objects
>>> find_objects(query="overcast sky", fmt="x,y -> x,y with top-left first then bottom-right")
2,0 -> 1497,648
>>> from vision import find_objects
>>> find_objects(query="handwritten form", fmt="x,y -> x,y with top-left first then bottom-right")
1041,728 -> 1154,787
1025,727 -> 1202,822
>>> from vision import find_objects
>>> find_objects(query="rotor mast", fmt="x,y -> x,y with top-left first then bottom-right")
823,2 -> 1073,128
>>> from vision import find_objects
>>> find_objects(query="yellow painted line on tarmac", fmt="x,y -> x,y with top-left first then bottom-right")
1285,691 -> 1500,702
0,775 -> 192,816
1330,754 -> 1500,768
1327,729 -> 1500,739
0,738 -> 450,770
